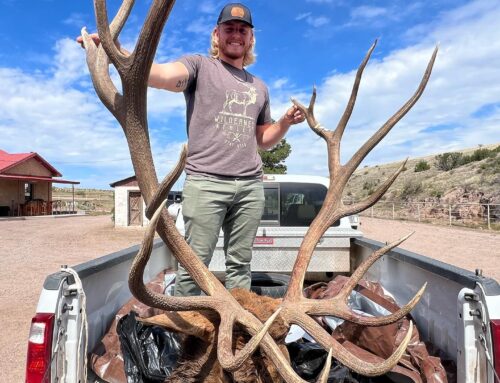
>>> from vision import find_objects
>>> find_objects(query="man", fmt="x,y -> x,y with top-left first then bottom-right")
79,3 -> 304,296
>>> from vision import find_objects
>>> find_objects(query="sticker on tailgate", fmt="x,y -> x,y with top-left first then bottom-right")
254,237 -> 274,245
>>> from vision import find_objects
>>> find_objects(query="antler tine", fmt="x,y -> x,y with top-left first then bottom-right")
291,87 -> 326,138
108,0 -> 134,39
82,0 -> 133,122
341,158 -> 407,217
218,308 -> 283,371
94,0 -> 129,70
305,232 -> 427,325
146,144 -> 187,219
345,46 -> 439,175
82,27 -> 125,123
317,348 -> 333,383
80,27 -> 98,57
339,232 -> 415,300
291,310 -> 415,376
129,199 -> 218,311
334,40 -> 377,140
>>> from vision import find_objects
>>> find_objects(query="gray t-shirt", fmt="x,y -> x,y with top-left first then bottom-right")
178,54 -> 272,177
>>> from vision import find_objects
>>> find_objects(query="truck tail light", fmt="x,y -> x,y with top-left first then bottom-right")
491,319 -> 500,381
26,313 -> 54,383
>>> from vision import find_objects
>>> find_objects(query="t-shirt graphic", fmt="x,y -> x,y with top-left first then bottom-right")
215,83 -> 258,149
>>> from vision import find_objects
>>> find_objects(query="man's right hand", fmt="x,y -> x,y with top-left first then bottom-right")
76,33 -> 101,49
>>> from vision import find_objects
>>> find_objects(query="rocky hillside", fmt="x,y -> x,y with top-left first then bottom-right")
344,143 -> 500,206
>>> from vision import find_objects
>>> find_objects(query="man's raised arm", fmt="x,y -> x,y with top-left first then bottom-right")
76,33 -> 189,92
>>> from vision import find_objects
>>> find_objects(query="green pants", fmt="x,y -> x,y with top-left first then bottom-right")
174,175 -> 265,296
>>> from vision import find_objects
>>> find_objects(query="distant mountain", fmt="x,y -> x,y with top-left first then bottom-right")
344,143 -> 500,205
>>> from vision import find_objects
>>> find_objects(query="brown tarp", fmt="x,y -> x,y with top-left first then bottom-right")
90,272 -> 451,382
304,276 -> 449,383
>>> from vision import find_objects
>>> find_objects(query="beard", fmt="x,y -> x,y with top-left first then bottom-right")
218,40 -> 251,61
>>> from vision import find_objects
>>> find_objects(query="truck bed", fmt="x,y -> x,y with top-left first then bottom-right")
38,237 -> 500,382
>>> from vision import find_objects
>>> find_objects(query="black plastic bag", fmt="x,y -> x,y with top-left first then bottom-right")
117,311 -> 181,383
287,341 -> 384,383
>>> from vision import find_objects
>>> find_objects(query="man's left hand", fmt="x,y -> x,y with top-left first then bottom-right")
284,105 -> 306,125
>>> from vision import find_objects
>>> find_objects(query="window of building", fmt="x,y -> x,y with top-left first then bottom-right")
24,183 -> 34,201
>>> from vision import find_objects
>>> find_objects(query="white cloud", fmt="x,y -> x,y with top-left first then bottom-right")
271,78 -> 289,90
296,13 -> 331,28
278,0 -> 500,177
186,16 -> 213,34
306,16 -> 330,28
295,12 -> 312,21
198,0 -> 219,14
0,38 -> 187,188
350,6 -> 388,20
63,13 -> 87,28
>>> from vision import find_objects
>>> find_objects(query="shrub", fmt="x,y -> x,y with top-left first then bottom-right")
435,152 -> 463,171
460,148 -> 494,166
414,160 -> 430,172
400,179 -> 423,200
362,179 -> 379,191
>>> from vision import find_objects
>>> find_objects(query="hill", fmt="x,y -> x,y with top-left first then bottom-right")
344,143 -> 500,205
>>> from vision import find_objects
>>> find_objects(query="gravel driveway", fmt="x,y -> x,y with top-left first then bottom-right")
1,214 -> 498,382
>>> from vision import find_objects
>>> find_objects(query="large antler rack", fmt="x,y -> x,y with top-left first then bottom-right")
81,0 -> 438,381
272,40 -> 438,374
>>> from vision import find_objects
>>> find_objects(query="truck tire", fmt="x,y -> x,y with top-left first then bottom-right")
251,272 -> 290,298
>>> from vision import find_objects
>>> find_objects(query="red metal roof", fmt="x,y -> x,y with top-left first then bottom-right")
0,149 -> 62,176
0,174 -> 79,185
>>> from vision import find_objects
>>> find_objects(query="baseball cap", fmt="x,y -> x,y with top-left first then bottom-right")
217,3 -> 254,28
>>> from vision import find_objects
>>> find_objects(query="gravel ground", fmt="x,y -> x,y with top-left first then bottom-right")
1,214 -> 499,382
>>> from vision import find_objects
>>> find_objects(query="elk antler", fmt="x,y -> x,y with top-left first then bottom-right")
83,1 -> 329,382
82,0 -> 438,380
272,40 -> 438,375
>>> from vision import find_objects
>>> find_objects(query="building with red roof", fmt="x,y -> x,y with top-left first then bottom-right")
0,149 -> 79,216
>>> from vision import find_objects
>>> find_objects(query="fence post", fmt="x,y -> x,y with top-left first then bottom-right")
487,204 -> 491,230
392,203 -> 395,220
449,204 -> 452,226
417,203 -> 420,222
371,206 -> 373,218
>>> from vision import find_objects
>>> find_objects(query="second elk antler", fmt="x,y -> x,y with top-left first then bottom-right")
81,0 -> 438,380
277,39 -> 438,375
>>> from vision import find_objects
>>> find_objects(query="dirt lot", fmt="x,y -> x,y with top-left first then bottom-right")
1,215 -> 498,382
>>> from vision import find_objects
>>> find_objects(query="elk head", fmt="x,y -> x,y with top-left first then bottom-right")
81,0 -> 437,381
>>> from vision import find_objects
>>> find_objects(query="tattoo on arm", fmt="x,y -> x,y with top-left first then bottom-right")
175,77 -> 188,89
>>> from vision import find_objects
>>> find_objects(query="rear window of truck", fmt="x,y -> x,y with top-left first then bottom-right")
262,182 -> 338,227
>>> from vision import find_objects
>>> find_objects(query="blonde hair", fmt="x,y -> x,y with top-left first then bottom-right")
209,27 -> 256,67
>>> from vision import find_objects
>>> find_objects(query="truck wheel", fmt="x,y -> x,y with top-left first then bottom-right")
251,273 -> 291,298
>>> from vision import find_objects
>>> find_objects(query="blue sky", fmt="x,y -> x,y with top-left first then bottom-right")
1,0 -> 499,189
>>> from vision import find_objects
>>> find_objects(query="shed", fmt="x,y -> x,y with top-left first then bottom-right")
110,175 -> 181,227
0,149 -> 79,216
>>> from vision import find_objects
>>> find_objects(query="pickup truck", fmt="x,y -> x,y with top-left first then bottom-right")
25,175 -> 500,383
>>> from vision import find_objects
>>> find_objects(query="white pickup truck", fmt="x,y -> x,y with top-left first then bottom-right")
25,176 -> 500,383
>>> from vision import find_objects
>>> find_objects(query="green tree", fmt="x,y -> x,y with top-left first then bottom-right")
259,138 -> 291,174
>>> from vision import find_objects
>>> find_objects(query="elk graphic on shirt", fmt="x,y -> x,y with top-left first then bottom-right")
222,83 -> 257,117
214,83 -> 259,148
